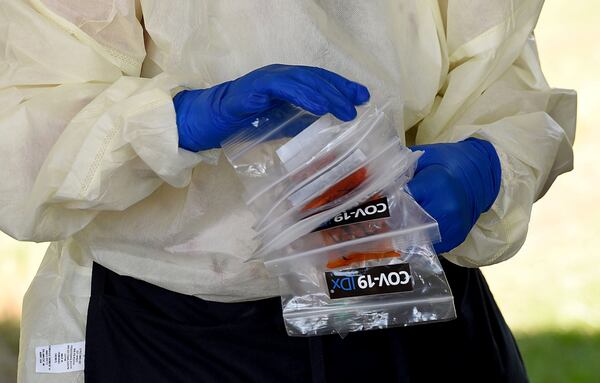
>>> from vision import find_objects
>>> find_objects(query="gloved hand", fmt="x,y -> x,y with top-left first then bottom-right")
173,64 -> 370,152
407,138 -> 502,254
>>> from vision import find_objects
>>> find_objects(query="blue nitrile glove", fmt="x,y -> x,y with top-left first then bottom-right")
173,64 -> 370,152
407,138 -> 502,254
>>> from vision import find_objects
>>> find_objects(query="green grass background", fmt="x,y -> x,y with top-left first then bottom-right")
1,1 -> 599,382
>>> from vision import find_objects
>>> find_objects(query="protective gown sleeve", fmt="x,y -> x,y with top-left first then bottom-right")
0,0 -> 207,242
417,0 -> 576,267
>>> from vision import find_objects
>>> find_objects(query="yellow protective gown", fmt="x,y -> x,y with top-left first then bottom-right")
0,1 -> 575,381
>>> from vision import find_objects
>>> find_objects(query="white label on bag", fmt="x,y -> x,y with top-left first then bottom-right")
35,341 -> 85,373
276,115 -> 334,170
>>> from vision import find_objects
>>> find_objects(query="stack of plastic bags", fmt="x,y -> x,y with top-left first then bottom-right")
222,103 -> 456,336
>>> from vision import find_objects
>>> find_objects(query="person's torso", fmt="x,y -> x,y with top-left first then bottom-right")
78,0 -> 445,301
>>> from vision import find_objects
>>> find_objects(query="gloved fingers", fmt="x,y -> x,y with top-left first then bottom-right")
407,164 -> 474,254
289,69 -> 359,121
252,76 -> 331,116
405,165 -> 442,207
217,90 -> 275,121
408,145 -> 425,174
257,76 -> 357,121
409,144 -> 428,152
409,144 -> 439,173
433,242 -> 447,255
407,168 -> 449,255
407,169 -> 449,254
305,66 -> 370,105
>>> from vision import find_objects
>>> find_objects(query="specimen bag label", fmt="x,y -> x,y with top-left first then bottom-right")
314,196 -> 390,232
35,341 -> 85,374
325,264 -> 413,299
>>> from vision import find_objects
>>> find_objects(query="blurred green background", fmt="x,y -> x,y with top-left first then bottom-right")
1,1 -> 599,382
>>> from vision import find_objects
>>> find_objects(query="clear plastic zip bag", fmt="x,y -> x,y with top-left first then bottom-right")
261,185 -> 440,264
252,134 -> 409,232
222,104 -> 402,229
254,140 -> 418,242
254,149 -> 421,256
261,186 -> 456,336
277,246 -> 455,336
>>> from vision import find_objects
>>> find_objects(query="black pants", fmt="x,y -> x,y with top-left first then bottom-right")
85,260 -> 528,383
